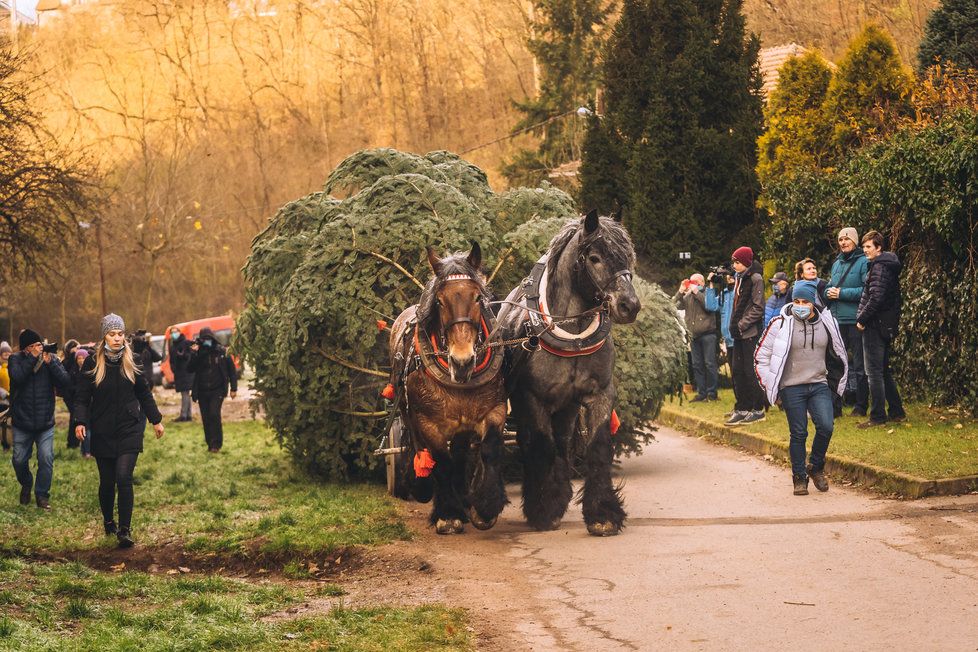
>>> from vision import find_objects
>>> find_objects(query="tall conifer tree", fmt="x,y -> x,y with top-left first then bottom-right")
580,0 -> 764,278
501,0 -> 613,187
918,0 -> 978,72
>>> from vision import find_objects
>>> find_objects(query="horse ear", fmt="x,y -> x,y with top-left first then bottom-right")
467,240 -> 482,270
584,208 -> 599,233
426,246 -> 442,274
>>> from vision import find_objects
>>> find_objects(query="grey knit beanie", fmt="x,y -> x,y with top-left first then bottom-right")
101,313 -> 126,338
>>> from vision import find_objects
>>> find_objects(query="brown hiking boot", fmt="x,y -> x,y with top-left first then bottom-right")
793,474 -> 809,496
807,464 -> 829,492
19,485 -> 30,506
36,495 -> 50,510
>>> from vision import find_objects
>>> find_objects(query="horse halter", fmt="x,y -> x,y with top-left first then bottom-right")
576,233 -> 634,305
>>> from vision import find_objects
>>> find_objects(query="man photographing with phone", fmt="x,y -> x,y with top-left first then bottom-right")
8,328 -> 71,509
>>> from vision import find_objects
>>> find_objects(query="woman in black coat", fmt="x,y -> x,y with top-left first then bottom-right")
74,314 -> 164,548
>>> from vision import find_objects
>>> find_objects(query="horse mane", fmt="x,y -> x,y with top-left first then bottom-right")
416,251 -> 490,326
546,215 -> 636,276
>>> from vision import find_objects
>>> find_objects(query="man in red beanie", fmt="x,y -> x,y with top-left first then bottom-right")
726,246 -> 767,425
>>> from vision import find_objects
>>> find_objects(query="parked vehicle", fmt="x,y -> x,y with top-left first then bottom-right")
150,334 -> 165,387
160,315 -> 242,388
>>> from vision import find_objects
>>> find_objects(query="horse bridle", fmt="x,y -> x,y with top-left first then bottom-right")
576,232 -> 634,305
435,274 -> 485,340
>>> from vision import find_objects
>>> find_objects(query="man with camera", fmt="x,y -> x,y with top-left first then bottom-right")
8,329 -> 71,509
674,273 -> 720,402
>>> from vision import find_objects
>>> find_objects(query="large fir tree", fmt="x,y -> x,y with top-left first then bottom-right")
918,0 -> 978,72
580,0 -> 764,279
822,24 -> 913,158
756,51 -> 834,189
501,0 -> 613,187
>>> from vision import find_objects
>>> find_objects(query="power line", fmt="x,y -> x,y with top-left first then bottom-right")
458,108 -> 581,155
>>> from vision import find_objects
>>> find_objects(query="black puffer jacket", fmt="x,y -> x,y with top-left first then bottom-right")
188,331 -> 237,400
170,335 -> 195,392
856,252 -> 902,338
730,260 -> 765,340
73,354 -> 163,457
8,352 -> 71,432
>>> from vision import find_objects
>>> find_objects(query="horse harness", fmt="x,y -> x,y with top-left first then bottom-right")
519,255 -> 613,357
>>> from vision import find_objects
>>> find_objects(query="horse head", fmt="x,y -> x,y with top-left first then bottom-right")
424,242 -> 486,383
574,209 -> 641,324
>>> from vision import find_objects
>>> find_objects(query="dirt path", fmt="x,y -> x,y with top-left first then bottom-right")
337,425 -> 978,651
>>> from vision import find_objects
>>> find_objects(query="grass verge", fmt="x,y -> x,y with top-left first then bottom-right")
0,420 -> 410,558
0,558 -> 470,651
669,390 -> 978,480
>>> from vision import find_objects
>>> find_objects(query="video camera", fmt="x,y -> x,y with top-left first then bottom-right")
707,264 -> 733,278
707,264 -> 733,289
42,342 -> 59,354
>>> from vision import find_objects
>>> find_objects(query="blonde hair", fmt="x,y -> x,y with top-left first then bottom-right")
92,340 -> 141,386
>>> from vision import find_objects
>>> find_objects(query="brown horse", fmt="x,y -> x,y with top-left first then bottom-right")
388,243 -> 507,534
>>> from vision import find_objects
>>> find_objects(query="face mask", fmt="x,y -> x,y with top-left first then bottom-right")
792,305 -> 812,321
170,333 -> 180,341
772,286 -> 783,296
202,339 -> 213,348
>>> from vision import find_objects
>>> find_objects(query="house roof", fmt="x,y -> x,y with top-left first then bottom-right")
758,43 -> 810,98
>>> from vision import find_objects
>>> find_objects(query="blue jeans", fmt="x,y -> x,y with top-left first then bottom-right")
779,383 -> 834,477
690,332 -> 719,398
862,326 -> 905,423
12,425 -> 55,498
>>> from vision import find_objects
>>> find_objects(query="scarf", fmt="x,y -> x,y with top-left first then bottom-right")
104,344 -> 125,364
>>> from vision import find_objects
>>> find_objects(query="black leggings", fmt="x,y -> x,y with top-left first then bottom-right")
96,453 -> 139,530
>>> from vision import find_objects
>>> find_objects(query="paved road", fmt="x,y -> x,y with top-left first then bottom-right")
410,425 -> 978,651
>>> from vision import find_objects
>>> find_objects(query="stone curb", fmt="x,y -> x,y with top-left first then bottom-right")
656,406 -> 978,499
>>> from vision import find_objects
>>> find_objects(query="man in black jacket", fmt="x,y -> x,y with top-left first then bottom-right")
132,331 -> 162,388
169,330 -> 195,422
856,230 -> 905,428
727,247 -> 767,426
9,328 -> 71,509
188,328 -> 237,452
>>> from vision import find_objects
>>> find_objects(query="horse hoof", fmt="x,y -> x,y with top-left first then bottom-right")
467,507 -> 497,531
587,521 -> 620,537
532,518 -> 561,531
435,519 -> 465,535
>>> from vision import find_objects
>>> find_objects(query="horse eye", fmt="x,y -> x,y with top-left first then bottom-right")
588,255 -> 601,264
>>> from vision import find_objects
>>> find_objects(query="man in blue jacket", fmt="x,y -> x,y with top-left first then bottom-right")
765,272 -> 789,326
825,227 -> 869,417
9,329 -> 71,509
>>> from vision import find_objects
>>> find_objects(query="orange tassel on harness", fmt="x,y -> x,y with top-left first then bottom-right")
381,384 -> 396,400
610,410 -> 621,436
376,320 -> 388,331
414,449 -> 435,478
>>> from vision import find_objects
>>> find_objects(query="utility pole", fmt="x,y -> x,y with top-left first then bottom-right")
95,217 -> 108,315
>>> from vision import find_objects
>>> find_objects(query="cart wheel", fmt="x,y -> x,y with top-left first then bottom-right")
387,417 -> 414,500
